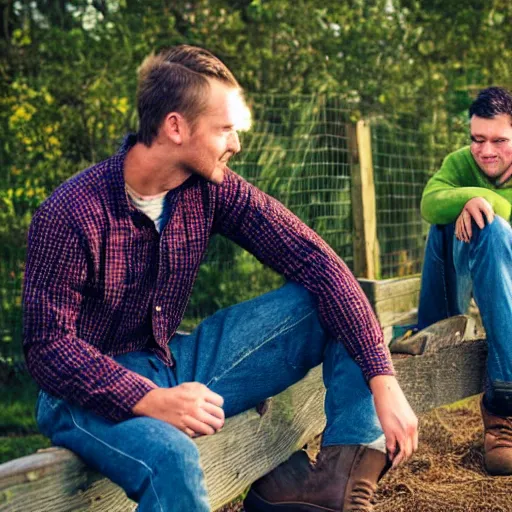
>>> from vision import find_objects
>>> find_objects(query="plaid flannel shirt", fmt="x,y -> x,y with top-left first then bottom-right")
23,136 -> 394,423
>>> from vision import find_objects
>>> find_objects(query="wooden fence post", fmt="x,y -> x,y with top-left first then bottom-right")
348,119 -> 380,279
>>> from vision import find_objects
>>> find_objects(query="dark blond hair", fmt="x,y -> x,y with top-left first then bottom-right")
136,45 -> 240,146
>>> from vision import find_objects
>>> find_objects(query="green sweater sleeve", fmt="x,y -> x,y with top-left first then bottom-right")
421,147 -> 512,224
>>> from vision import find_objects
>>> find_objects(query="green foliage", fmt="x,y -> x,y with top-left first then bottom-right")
0,435 -> 51,464
185,238 -> 284,323
0,372 -> 39,435
0,369 -> 48,464
1,0 -> 512,343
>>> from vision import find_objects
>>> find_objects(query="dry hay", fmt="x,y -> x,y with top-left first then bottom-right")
376,395 -> 512,512
218,395 -> 512,512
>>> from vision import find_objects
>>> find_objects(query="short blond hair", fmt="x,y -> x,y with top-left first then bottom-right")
136,45 -> 240,146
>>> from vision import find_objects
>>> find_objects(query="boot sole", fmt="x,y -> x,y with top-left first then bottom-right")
244,489 -> 336,511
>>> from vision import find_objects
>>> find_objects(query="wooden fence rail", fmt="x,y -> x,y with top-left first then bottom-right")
0,277 -> 486,511
0,335 -> 486,511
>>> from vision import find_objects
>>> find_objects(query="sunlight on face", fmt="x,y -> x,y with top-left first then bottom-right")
226,89 -> 252,132
179,81 -> 249,185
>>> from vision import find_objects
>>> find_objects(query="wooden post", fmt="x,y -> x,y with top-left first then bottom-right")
348,120 -> 380,279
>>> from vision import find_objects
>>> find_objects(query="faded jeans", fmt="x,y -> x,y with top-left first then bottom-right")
418,218 -> 512,412
36,282 -> 384,511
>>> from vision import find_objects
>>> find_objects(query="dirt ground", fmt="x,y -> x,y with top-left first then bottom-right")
219,395 -> 512,512
375,395 -> 512,512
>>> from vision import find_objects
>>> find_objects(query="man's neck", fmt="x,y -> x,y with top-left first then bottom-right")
495,165 -> 512,188
123,140 -> 191,196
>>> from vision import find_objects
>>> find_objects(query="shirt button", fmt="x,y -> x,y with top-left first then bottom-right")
155,306 -> 162,312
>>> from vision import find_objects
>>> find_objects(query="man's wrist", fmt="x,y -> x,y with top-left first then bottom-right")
132,387 -> 159,416
369,374 -> 397,393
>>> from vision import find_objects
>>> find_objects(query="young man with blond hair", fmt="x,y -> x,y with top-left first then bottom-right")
24,45 -> 417,511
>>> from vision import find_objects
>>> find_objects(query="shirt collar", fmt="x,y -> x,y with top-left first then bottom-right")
106,133 -> 138,220
109,133 -> 201,222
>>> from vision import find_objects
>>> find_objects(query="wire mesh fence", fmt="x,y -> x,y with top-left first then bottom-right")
183,94 -> 354,326
0,93 -> 471,360
372,113 -> 469,278
372,120 -> 433,278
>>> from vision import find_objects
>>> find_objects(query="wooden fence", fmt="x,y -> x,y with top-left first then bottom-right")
0,288 -> 486,512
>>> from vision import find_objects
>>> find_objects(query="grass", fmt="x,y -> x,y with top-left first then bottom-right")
441,394 -> 480,411
0,434 -> 50,463
0,371 -> 50,464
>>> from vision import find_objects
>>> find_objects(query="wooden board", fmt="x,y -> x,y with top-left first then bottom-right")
358,276 -> 421,305
358,276 -> 421,342
0,338 -> 487,512
393,339 -> 486,413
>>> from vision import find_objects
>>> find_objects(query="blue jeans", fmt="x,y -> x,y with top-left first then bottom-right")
418,218 -> 512,408
36,282 -> 383,511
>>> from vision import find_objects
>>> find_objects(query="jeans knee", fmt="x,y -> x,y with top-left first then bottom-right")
472,215 -> 512,250
480,215 -> 510,235
152,432 -> 201,475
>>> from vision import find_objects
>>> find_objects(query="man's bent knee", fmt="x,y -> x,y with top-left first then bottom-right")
476,215 -> 511,239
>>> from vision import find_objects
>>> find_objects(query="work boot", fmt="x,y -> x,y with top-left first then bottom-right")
243,445 -> 390,511
481,399 -> 512,475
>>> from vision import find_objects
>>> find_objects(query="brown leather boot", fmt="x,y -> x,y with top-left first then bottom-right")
481,399 -> 512,475
243,445 -> 390,511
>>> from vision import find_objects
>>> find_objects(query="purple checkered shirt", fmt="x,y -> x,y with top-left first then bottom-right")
23,136 -> 394,423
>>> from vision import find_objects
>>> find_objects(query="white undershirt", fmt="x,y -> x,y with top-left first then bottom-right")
126,184 -> 170,233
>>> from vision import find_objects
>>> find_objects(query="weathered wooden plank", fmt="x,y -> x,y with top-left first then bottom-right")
0,448 -> 136,512
358,276 -> 421,304
394,339 -> 487,414
358,276 -> 421,342
389,315 -> 478,356
0,338 -> 487,512
0,366 -> 326,512
390,316 -> 487,413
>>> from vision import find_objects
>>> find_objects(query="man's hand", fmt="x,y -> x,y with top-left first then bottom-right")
455,197 -> 494,243
370,374 -> 418,468
132,382 -> 225,438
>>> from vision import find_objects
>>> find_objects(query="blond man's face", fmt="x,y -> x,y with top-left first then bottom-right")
181,80 -> 251,184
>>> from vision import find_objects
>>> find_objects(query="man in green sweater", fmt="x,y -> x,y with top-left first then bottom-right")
418,86 -> 512,476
